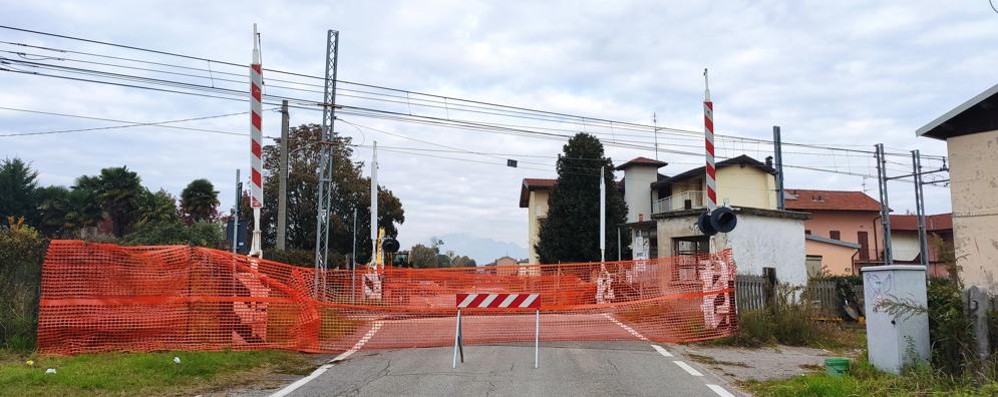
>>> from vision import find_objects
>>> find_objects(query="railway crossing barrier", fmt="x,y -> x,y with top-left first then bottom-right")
453,293 -> 541,369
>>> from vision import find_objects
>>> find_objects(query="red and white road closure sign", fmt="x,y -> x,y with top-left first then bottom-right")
456,293 -> 540,309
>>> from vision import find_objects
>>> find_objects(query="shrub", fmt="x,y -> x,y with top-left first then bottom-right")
0,217 -> 48,351
926,277 -> 975,377
123,220 -> 221,247
729,309 -> 775,347
773,284 -> 821,346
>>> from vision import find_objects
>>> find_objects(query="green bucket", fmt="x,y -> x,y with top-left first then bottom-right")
825,357 -> 850,377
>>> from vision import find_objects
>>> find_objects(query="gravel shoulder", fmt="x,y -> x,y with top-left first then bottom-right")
670,344 -> 862,383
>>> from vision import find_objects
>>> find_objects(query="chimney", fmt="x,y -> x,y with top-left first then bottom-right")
765,156 -> 774,167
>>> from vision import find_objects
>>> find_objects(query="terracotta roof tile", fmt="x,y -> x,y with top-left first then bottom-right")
784,189 -> 881,212
523,178 -> 556,189
615,156 -> 668,170
890,213 -> 953,231
519,178 -> 556,208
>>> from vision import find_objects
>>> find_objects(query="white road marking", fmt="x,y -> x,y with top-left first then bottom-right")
651,344 -> 673,357
268,321 -> 383,397
707,384 -> 736,397
673,360 -> 704,377
601,313 -> 650,341
268,363 -> 333,397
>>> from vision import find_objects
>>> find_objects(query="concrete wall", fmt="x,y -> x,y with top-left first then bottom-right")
947,129 -> 998,290
622,166 -> 658,223
656,211 -> 808,286
805,239 -> 858,276
803,211 -> 879,260
526,190 -> 550,264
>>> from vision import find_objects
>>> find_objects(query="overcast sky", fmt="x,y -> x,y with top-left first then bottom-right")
2,1 -> 995,259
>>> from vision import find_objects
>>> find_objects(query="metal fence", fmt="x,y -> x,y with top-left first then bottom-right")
652,190 -> 705,213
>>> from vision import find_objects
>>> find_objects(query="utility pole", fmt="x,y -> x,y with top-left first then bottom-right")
773,126 -> 785,210
875,143 -> 894,265
617,226 -> 621,261
371,141 -> 379,268
600,166 -> 606,262
352,207 -> 357,303
314,29 -> 340,289
232,169 -> 240,253
912,150 -> 929,268
652,113 -> 659,161
277,100 -> 289,250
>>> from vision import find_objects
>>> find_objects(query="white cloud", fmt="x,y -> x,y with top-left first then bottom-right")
1,0 -> 990,253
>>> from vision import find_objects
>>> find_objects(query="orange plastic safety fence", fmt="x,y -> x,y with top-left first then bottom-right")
37,240 -> 738,355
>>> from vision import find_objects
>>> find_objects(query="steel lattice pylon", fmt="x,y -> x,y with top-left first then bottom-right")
314,29 -> 339,292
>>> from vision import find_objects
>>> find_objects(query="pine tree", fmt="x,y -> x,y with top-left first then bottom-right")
536,133 -> 628,264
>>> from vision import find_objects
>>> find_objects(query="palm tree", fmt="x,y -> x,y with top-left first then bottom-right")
67,176 -> 105,237
34,186 -> 70,236
137,188 -> 180,226
95,167 -> 143,237
180,179 -> 219,223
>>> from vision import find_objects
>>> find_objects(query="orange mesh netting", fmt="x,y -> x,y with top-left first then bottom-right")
37,240 -> 738,355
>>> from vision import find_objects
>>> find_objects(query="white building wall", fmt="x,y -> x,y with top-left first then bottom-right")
656,211 -> 807,286
527,190 -> 550,264
622,166 -> 658,223
723,215 -> 807,286
947,129 -> 998,290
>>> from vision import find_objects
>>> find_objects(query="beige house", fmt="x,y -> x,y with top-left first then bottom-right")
917,83 -> 998,290
520,178 -> 555,264
520,154 -> 810,285
646,155 -> 809,285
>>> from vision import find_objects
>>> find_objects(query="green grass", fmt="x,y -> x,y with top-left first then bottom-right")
740,358 -> 998,396
0,349 -> 315,397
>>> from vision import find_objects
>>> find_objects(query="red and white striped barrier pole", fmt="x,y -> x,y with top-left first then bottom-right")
248,24 -> 264,258
453,293 -> 541,369
703,68 -> 716,213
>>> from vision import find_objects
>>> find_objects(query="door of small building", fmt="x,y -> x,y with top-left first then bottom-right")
858,231 -> 870,261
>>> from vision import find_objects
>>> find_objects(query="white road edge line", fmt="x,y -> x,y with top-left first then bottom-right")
268,363 -> 333,397
707,384 -> 736,397
673,360 -> 704,377
601,313 -> 650,341
651,344 -> 673,357
268,321 -> 383,397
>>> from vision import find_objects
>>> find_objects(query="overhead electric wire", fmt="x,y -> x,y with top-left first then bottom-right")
0,106 -> 275,138
0,26 -> 947,162
1,66 -> 942,183
0,110 -> 250,137
0,26 -> 950,183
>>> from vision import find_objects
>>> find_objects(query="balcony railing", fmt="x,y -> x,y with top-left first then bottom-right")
652,190 -> 705,213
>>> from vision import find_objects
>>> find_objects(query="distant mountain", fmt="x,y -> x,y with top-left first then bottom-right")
432,234 -> 527,265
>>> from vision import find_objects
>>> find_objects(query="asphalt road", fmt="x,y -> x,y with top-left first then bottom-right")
273,341 -> 741,397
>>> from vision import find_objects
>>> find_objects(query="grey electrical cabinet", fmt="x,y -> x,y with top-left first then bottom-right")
862,265 -> 930,374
